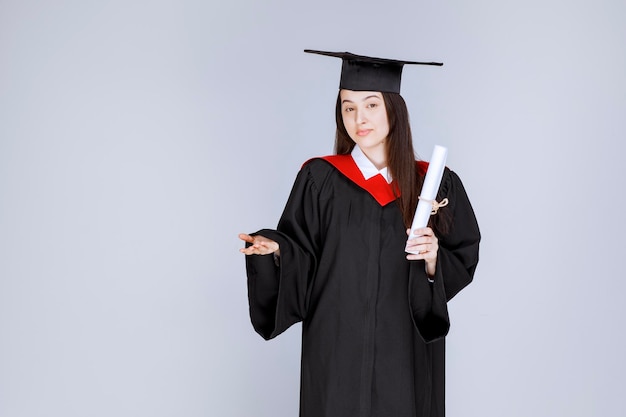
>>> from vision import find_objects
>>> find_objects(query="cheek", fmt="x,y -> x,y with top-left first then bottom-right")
377,113 -> 390,130
341,116 -> 358,140
341,114 -> 352,128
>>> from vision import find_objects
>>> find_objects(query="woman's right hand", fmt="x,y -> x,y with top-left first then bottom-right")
238,233 -> 280,256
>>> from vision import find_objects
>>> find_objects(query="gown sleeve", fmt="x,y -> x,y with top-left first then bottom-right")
245,164 -> 322,340
408,168 -> 481,343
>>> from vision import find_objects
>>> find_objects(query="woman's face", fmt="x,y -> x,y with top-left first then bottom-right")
339,89 -> 390,155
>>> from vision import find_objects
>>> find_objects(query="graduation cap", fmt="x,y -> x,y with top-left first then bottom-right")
304,49 -> 443,94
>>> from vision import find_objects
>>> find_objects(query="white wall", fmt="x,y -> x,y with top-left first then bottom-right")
1,1 -> 625,416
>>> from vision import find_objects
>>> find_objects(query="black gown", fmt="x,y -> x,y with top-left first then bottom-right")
245,155 -> 480,417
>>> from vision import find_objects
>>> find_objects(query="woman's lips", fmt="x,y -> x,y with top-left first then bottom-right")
357,129 -> 371,136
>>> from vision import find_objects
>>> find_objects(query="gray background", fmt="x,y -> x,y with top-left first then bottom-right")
1,0 -> 625,416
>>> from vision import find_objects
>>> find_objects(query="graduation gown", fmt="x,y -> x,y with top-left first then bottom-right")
245,156 -> 480,417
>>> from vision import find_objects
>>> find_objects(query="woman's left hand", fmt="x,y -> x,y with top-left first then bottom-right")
405,227 -> 439,277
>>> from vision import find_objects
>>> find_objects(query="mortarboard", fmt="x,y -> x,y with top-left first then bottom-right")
304,49 -> 443,94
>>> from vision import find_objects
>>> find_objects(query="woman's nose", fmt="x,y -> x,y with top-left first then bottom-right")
356,109 -> 367,124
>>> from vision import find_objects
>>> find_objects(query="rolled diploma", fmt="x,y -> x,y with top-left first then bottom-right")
406,145 -> 448,254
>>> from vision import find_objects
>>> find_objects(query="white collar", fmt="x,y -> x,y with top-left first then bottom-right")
351,146 -> 392,184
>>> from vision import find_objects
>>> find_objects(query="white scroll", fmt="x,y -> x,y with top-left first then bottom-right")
406,145 -> 448,254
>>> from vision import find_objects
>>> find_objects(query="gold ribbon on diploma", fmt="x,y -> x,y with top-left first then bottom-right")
418,197 -> 449,215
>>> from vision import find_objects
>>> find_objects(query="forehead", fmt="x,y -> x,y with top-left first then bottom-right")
340,89 -> 383,102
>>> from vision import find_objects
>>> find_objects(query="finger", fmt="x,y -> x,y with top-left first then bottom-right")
407,236 -> 429,246
238,233 -> 255,243
242,246 -> 264,256
408,241 -> 435,253
239,247 -> 255,255
405,244 -> 423,255
413,227 -> 433,237
406,252 -> 424,261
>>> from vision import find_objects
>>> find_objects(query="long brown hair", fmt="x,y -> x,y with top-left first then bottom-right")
334,91 -> 449,234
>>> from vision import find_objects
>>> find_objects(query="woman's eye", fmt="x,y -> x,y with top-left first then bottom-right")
344,107 -> 354,112
367,103 -> 378,109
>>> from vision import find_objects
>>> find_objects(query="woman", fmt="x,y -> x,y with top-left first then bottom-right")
238,50 -> 480,417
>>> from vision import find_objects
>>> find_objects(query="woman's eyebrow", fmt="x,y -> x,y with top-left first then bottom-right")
342,95 -> 381,104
